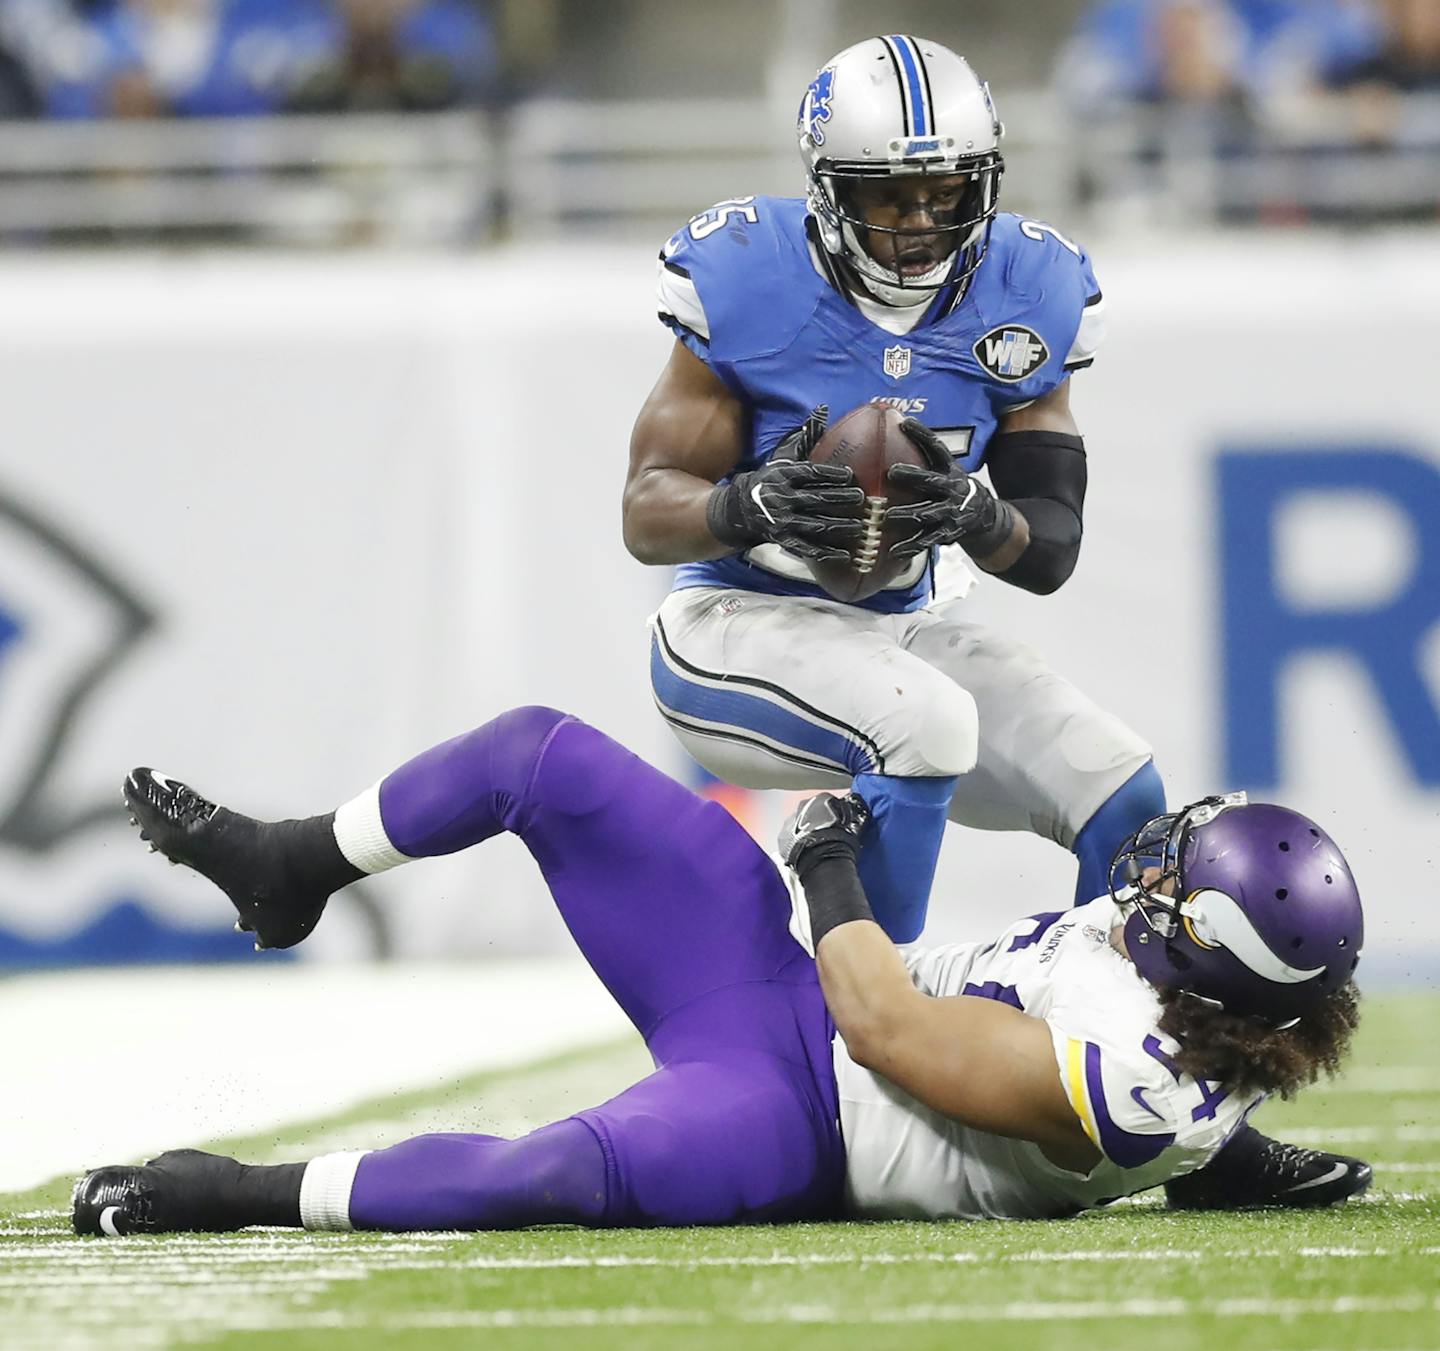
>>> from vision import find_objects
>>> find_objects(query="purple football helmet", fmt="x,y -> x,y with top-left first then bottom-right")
1109,793 -> 1363,1026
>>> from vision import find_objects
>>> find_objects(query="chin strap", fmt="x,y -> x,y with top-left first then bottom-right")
812,223 -> 975,321
833,245 -> 961,317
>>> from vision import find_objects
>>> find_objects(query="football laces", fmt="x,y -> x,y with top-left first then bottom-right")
854,496 -> 885,575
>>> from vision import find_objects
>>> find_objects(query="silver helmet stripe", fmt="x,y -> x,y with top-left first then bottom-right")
880,35 -> 932,138
1181,888 -> 1327,984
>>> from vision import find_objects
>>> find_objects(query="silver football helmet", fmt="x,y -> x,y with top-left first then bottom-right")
798,36 -> 1005,308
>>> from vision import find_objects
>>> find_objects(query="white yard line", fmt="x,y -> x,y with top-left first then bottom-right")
4,1244 -> 1437,1271
1285,1126 -> 1440,1144
5,1239 -> 1437,1349
198,1292 -> 1440,1331
1311,1068 -> 1440,1094
443,1246 -> 1440,1271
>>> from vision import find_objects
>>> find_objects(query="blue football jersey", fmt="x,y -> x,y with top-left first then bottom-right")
657,197 -> 1104,614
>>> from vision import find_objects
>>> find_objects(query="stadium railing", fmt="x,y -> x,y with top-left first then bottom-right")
0,111 -> 497,242
0,91 -> 1432,246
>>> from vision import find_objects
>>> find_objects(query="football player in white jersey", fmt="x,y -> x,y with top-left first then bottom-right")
75,709 -> 1367,1234
623,35 -> 1359,1209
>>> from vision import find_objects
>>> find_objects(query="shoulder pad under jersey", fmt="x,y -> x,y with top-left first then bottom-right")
977,214 -> 1107,385
656,196 -> 823,366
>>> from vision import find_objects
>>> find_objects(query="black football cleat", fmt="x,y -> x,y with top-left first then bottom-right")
73,1150 -> 251,1236
124,767 -> 345,950
1165,1124 -> 1373,1210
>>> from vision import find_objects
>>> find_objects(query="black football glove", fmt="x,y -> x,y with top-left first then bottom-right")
777,791 -> 871,875
884,418 -> 1012,559
707,407 -> 866,563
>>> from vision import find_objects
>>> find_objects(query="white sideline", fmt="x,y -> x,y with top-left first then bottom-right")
5,1244 -> 1436,1275
209,1293 -> 1440,1332
0,961 -> 631,1193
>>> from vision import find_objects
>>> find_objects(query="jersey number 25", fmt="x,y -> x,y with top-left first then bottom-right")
688,197 -> 760,240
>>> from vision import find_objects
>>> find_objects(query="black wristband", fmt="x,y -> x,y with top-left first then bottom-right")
799,848 -> 876,947
705,480 -> 752,550
957,493 -> 1016,561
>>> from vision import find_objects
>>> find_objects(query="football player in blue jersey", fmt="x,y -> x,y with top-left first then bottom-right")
626,36 -> 1152,947
621,35 -> 1364,1209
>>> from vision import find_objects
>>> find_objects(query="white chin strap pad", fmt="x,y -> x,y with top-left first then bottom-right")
838,222 -> 950,308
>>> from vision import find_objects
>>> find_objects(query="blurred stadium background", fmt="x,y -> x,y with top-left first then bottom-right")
0,0 -> 1437,1189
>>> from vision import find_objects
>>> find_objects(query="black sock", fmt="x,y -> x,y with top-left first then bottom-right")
272,813 -> 364,897
231,1162 -> 308,1227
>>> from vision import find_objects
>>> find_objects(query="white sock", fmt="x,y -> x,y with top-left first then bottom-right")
298,1151 -> 369,1232
333,783 -> 411,874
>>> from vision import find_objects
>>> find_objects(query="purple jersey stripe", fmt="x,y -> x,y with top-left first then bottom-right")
960,980 -> 1023,1009
1143,1034 -> 1183,1082
1008,911 -> 1065,952
1084,1041 -> 1175,1169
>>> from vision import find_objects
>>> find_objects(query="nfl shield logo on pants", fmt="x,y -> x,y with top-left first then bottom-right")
883,345 -> 912,380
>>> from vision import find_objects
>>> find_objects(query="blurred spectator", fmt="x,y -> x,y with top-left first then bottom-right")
0,40 -> 40,115
0,0 -> 494,119
1059,0 -> 1386,109
1058,0 -> 1261,223
1261,0 -> 1440,157
1058,0 -> 1252,111
1239,0 -> 1381,91
1229,0 -> 1384,152
21,0 -> 334,118
1330,0 -> 1440,93
286,0 -> 497,112
1056,0 -> 1440,224
1320,0 -> 1440,213
0,0 -> 99,117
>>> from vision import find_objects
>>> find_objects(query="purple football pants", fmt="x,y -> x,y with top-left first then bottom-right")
347,706 -> 845,1230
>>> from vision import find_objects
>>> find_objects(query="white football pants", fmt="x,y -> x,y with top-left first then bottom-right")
650,586 -> 1152,849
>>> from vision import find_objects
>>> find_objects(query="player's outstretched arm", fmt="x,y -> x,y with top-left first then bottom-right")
623,340 -> 750,564
817,921 -> 1099,1173
780,791 -> 1100,1173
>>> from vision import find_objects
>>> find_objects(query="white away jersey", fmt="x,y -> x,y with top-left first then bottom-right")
834,897 -> 1262,1220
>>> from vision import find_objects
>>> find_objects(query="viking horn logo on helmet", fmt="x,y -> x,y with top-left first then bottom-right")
1109,794 -> 1364,1027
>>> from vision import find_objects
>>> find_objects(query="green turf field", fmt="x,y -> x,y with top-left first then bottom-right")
4,993 -> 1437,1351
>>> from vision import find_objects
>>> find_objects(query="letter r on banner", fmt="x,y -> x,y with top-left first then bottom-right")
1218,449 -> 1440,788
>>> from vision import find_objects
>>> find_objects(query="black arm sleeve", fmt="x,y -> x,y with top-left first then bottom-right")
982,429 -> 1088,596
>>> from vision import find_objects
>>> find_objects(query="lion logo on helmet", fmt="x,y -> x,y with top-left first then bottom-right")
800,67 -> 835,147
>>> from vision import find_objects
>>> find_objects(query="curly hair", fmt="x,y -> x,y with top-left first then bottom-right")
1155,980 -> 1361,1099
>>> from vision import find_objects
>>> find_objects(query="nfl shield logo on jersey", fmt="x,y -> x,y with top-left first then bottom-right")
973,325 -> 1050,383
882,345 -> 912,380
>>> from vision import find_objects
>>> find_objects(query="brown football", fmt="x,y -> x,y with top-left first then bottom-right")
806,403 -> 927,604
